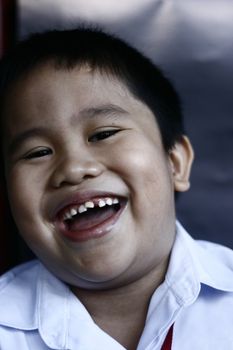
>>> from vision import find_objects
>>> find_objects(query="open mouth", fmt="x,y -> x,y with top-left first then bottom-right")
55,196 -> 126,242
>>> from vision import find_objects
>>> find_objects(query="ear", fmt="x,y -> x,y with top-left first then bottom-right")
168,136 -> 194,192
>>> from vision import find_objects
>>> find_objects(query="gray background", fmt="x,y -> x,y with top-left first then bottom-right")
18,0 -> 233,248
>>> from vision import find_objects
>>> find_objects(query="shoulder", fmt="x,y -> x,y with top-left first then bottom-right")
172,225 -> 233,348
0,260 -> 41,329
0,260 -> 40,293
176,222 -> 233,291
194,238 -> 233,290
197,238 -> 233,263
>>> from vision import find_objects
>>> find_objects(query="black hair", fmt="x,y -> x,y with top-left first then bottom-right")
0,27 -> 184,151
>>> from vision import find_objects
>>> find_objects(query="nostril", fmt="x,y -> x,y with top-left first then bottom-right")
50,158 -> 105,188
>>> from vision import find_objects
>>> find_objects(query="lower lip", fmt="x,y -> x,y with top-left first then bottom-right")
56,204 -> 126,243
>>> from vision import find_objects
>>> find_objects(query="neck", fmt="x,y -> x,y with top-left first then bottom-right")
70,257 -> 169,349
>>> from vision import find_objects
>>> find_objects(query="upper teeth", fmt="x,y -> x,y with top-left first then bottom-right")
98,200 -> 106,207
85,201 -> 95,208
106,198 -> 113,205
71,208 -> 77,216
63,197 -> 119,221
78,205 -> 87,214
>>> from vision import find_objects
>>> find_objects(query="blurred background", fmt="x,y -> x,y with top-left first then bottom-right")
1,0 -> 233,274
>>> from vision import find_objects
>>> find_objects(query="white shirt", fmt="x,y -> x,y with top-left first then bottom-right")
1,222 -> 233,350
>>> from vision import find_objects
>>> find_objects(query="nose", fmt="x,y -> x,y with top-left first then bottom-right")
50,150 -> 105,188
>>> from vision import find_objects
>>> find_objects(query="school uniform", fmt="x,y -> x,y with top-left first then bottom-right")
0,222 -> 233,349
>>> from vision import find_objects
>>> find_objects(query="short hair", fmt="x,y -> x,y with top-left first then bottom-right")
0,27 -> 184,151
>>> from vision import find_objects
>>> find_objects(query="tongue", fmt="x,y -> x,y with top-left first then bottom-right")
67,206 -> 117,231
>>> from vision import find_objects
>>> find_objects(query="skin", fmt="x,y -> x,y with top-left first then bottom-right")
2,63 -> 193,349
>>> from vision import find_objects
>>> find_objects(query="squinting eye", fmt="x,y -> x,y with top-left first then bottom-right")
24,148 -> 52,160
89,129 -> 120,142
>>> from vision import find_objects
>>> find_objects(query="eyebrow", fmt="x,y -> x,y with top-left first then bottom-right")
7,127 -> 52,156
7,104 -> 129,156
78,103 -> 129,119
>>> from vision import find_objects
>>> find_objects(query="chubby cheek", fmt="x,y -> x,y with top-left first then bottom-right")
108,137 -> 173,219
6,170 -> 58,263
6,167 -> 45,237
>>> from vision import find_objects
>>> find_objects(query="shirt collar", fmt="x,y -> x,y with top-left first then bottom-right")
37,265 -> 125,349
164,222 -> 201,307
138,222 -> 233,349
37,264 -> 70,348
175,221 -> 233,292
0,260 -> 39,330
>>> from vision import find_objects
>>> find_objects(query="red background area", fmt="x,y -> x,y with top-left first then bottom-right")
0,0 -> 17,274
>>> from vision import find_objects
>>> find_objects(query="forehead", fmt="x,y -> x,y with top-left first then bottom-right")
2,63 -> 164,163
7,62 -> 131,98
5,64 -> 132,110
3,63 -> 156,128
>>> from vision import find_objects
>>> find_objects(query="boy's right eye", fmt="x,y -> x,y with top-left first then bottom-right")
24,148 -> 52,160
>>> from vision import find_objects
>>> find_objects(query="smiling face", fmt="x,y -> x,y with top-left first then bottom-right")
2,64 -> 193,289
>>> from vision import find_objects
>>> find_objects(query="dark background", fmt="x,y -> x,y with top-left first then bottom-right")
1,0 -> 233,274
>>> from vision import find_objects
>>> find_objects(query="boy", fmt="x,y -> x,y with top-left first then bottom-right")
0,28 -> 233,350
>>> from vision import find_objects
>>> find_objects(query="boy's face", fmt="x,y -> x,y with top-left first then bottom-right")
2,64 -> 192,289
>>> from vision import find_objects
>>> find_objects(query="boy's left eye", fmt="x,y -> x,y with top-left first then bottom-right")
88,129 -> 120,142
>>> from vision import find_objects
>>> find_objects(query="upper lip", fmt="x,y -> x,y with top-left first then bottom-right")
51,190 -> 127,220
